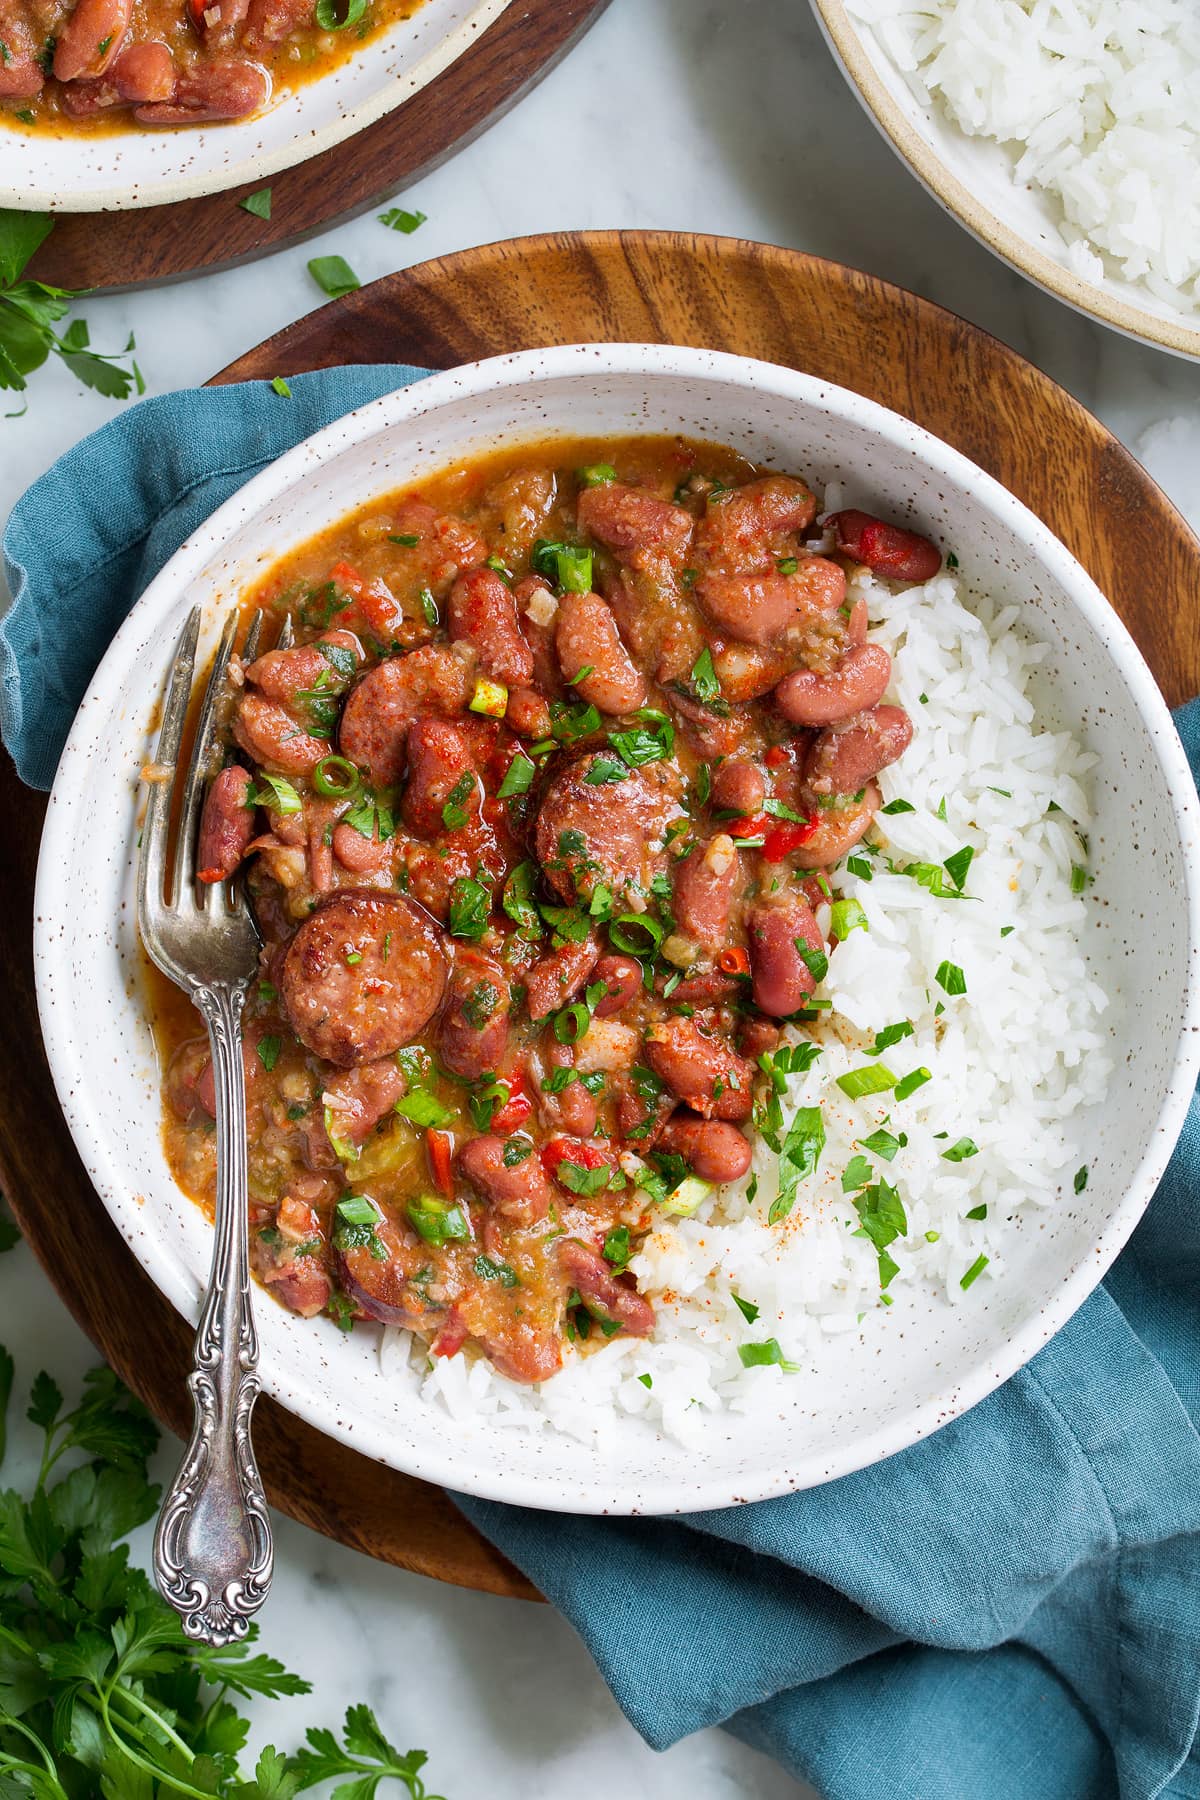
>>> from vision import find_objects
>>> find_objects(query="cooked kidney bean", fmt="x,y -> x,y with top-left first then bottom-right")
110,39 -> 175,98
401,717 -> 478,839
748,894 -> 824,1018
338,1217 -> 440,1330
534,754 -> 683,905
559,1239 -> 655,1335
245,629 -> 362,704
448,567 -> 534,688
657,1115 -> 753,1183
529,1041 -> 600,1135
242,0 -> 310,42
134,57 -> 268,121
196,763 -> 255,883
331,818 -> 394,876
828,509 -> 942,583
339,646 -> 473,787
591,953 -> 642,1018
505,685 -> 553,740
775,642 -> 893,726
0,44 -> 44,96
806,704 -> 914,796
696,557 -> 846,646
458,1134 -> 553,1227
697,475 -> 818,572
279,890 -> 447,1067
438,950 -> 510,1081
524,933 -> 601,1023
789,783 -> 881,869
53,0 -> 130,81
322,1057 -> 405,1146
672,835 -> 739,950
575,483 -> 694,569
233,690 -> 327,776
644,1018 -> 754,1121
555,591 -> 646,715
711,759 -> 765,817
715,641 -> 801,704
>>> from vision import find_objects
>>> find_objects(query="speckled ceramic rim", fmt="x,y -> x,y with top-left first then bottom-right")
809,0 -> 1200,362
35,343 -> 1200,1512
0,0 -> 511,213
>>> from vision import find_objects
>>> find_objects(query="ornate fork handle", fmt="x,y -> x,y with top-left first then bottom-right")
154,981 -> 273,1645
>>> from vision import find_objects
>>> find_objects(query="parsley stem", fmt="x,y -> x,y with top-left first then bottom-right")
0,1717 -> 69,1796
98,1686 -> 213,1799
109,1681 -> 200,1766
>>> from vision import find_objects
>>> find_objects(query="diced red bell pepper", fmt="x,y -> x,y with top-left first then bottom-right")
432,1309 -> 468,1360
761,816 -> 820,862
425,1127 -> 454,1201
716,946 -> 751,976
763,745 -> 790,769
828,510 -> 942,583
540,1137 -> 613,1182
731,813 -> 770,842
490,1079 -> 533,1136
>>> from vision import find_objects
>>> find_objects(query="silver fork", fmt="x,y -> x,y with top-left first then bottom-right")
138,603 -> 279,1646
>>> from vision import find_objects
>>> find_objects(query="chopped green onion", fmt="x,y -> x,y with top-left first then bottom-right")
960,1254 -> 989,1291
608,914 -> 664,957
531,538 -> 593,594
408,1196 -> 469,1245
248,771 -> 302,815
312,753 -> 362,799
270,376 -> 291,398
637,1372 -> 653,1388
307,253 -> 361,297
553,1002 -> 592,1044
659,1175 -> 712,1216
469,676 -> 508,717
777,556 -> 799,575
893,1067 -> 931,1102
394,1089 -> 452,1128
578,463 -> 616,487
1070,863 -> 1089,894
830,897 -> 868,939
837,1065 -> 897,1100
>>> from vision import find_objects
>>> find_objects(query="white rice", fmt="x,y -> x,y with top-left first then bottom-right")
847,0 -> 1200,313
380,548 -> 1112,1445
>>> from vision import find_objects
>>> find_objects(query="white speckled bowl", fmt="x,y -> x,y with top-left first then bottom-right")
34,344 -> 1200,1513
809,0 -> 1200,361
0,0 -> 510,212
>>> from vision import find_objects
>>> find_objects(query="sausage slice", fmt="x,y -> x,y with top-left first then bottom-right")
279,890 -> 447,1067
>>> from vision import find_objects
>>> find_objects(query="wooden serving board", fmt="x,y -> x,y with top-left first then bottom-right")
3,231 -> 1197,1602
24,0 -> 610,294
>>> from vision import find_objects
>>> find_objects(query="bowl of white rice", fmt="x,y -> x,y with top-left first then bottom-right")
36,342 -> 1200,1512
810,0 -> 1200,359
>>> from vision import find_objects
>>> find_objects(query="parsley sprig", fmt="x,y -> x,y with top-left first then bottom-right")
0,210 -> 142,407
0,1331 -> 445,1797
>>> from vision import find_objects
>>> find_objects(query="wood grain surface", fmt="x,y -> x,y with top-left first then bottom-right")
24,0 -> 610,294
3,230 -> 1197,1603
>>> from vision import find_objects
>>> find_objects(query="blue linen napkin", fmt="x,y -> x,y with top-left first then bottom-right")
4,370 -> 1198,1800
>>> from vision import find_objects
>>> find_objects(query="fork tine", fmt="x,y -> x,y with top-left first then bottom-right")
172,608 -> 241,907
275,614 -> 295,651
242,608 -> 265,663
138,608 -> 200,937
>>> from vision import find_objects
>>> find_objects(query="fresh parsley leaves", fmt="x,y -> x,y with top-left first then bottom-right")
0,208 -> 143,405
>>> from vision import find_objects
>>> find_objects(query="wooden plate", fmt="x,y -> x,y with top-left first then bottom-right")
23,0 -> 609,295
3,231 -> 1196,1600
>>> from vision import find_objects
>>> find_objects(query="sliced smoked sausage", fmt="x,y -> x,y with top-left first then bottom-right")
279,890 -> 447,1067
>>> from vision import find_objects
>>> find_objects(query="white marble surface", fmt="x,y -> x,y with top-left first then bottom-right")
4,0 -> 1200,1794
